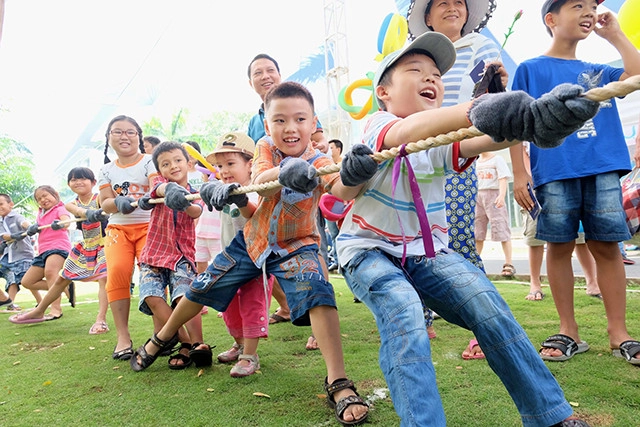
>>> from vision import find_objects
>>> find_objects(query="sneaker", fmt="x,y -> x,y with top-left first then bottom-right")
0,298 -> 12,309
622,256 -> 635,265
217,343 -> 244,363
230,354 -> 259,377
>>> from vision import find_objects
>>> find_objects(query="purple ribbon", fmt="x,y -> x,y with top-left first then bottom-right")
391,144 -> 436,265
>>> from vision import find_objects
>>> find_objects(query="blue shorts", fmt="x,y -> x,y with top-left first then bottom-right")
138,258 -> 195,316
1,259 -> 32,291
536,172 -> 631,243
186,231 -> 336,326
31,249 -> 69,268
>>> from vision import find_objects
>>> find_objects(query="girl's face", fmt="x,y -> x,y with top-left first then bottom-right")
34,189 -> 58,211
68,177 -> 95,198
108,120 -> 140,158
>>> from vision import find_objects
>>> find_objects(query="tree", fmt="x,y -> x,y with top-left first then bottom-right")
0,134 -> 37,216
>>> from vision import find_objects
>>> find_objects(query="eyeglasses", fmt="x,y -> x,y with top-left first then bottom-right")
110,129 -> 138,137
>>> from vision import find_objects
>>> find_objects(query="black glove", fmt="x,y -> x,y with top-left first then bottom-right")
114,195 -> 136,214
0,240 -> 7,253
163,182 -> 191,212
136,195 -> 154,211
199,181 -> 248,212
26,224 -> 40,236
468,83 -> 600,149
85,209 -> 109,223
340,144 -> 378,187
278,157 -> 319,193
50,220 -> 64,231
10,232 -> 27,241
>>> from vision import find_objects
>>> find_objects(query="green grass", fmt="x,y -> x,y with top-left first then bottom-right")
1,278 -> 639,426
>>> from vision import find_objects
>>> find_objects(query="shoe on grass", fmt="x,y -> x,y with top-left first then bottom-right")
0,298 -> 13,309
230,354 -> 259,377
217,343 -> 244,363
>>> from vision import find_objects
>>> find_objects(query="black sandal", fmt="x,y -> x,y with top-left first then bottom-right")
130,333 -> 179,372
324,377 -> 369,426
168,343 -> 193,370
189,342 -> 214,367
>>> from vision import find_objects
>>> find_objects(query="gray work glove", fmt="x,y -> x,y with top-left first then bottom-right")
199,181 -> 248,212
278,157 -> 318,193
136,195 -> 154,211
50,220 -> 64,231
10,232 -> 27,241
468,83 -> 600,148
164,182 -> 191,212
85,209 -> 109,223
340,144 -> 378,187
26,224 -> 40,236
114,195 -> 136,214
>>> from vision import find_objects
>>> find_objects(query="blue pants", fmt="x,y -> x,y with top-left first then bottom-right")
343,249 -> 572,427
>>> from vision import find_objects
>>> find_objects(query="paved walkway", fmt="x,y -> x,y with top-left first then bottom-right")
480,230 -> 640,285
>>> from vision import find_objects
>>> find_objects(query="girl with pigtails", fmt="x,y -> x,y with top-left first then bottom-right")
97,115 -> 160,360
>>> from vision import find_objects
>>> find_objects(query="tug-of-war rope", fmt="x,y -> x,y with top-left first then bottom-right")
12,75 -> 640,237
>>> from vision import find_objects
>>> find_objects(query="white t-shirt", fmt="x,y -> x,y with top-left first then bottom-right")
476,154 -> 512,191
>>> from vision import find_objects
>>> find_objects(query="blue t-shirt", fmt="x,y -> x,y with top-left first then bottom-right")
247,104 -> 323,144
512,56 -> 630,188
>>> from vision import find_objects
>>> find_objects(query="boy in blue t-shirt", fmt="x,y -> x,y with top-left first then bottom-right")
509,0 -> 640,365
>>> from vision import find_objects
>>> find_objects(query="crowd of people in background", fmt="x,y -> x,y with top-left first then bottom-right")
2,1 -> 640,426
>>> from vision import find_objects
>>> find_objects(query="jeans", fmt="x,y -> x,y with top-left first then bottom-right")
343,249 -> 572,427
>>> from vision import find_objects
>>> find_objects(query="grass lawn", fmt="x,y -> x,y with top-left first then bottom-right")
1,276 -> 639,426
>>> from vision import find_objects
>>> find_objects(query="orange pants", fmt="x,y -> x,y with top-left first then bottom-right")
104,222 -> 148,302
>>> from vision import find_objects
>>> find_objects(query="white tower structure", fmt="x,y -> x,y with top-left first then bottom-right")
323,0 -> 352,144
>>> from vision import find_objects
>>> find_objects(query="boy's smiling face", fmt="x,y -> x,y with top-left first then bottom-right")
0,197 -> 13,217
156,148 -> 191,184
265,96 -> 318,158
377,52 -> 444,118
547,0 -> 598,39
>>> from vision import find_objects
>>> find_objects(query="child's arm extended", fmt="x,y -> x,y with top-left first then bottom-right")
252,167 -> 281,197
594,12 -> 640,80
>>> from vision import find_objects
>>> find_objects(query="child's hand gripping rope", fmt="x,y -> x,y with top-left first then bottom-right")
199,180 -> 248,212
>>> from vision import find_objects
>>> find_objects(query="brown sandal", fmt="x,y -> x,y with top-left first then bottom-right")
501,263 -> 516,277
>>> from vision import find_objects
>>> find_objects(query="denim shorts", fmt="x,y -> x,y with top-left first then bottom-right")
138,258 -> 195,316
186,231 -> 336,326
536,172 -> 631,243
2,259 -> 32,290
31,249 -> 69,268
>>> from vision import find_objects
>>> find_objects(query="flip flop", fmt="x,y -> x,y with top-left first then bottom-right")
612,340 -> 640,366
9,313 -> 48,324
525,291 -> 544,301
89,321 -> 109,335
45,313 -> 63,321
269,312 -> 291,324
462,339 -> 485,360
540,334 -> 589,361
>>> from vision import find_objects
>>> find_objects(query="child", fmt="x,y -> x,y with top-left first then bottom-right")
132,141 -> 211,370
9,168 -> 110,334
18,185 -> 72,319
332,31 -> 598,426
130,82 -> 369,426
0,193 -> 36,312
98,115 -> 160,360
510,0 -> 640,365
209,131 -> 274,377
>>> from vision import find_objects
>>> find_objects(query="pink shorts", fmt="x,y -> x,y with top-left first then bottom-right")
475,189 -> 511,242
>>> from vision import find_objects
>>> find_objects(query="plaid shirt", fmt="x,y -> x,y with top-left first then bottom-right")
245,138 -> 339,266
140,182 -> 198,271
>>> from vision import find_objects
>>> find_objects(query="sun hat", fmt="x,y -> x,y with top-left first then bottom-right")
206,132 -> 256,165
373,31 -> 456,90
407,0 -> 497,39
541,0 -> 604,23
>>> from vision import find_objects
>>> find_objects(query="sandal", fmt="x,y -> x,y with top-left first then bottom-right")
324,377 -> 369,426
540,334 -> 589,362
89,321 -> 109,335
612,340 -> 640,366
112,340 -> 133,361
130,333 -> 179,372
168,343 -> 193,370
190,342 -> 214,367
500,263 -> 516,277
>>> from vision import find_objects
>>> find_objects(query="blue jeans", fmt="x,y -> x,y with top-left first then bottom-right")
343,249 -> 572,427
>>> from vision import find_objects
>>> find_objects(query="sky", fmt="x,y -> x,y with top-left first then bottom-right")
0,0 -> 637,185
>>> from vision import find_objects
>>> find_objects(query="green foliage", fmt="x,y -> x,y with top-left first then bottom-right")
2,278 -> 639,426
0,135 -> 37,217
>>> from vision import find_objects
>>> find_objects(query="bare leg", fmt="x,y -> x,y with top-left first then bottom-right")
587,240 -> 638,359
43,255 -> 66,316
476,239 -> 484,255
96,278 -> 109,324
525,244 -> 545,300
309,305 -> 368,423
269,279 -> 291,320
574,243 -> 600,296
501,240 -> 513,265
20,265 -> 45,305
111,298 -> 132,352
18,276 -> 71,319
541,241 -> 578,358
